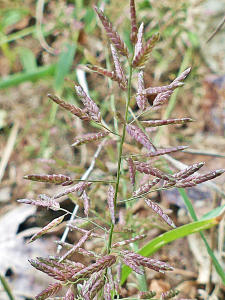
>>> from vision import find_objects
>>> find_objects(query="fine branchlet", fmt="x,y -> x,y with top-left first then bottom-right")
18,1 -> 224,299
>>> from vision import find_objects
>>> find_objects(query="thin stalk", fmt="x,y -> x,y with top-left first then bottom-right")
0,274 -> 15,300
107,63 -> 133,253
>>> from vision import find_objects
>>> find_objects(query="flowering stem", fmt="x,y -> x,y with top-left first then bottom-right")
107,63 -> 133,254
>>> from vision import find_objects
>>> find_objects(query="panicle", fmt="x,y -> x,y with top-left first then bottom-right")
126,157 -> 136,186
136,71 -> 148,111
111,44 -> 128,90
133,178 -> 160,197
17,195 -> 60,211
34,283 -> 62,300
59,230 -> 93,263
29,215 -> 65,243
143,146 -> 188,157
87,64 -> 122,83
139,291 -> 157,299
134,22 -> 144,58
130,0 -> 138,44
52,181 -> 92,200
75,85 -> 101,123
132,33 -> 160,68
71,255 -> 116,280
94,6 -> 129,57
135,161 -> 176,182
47,94 -> 90,121
145,199 -> 176,228
141,118 -> 194,127
126,123 -> 157,152
23,174 -> 73,185
107,185 -> 116,224
112,234 -> 147,248
160,289 -> 180,299
71,131 -> 109,146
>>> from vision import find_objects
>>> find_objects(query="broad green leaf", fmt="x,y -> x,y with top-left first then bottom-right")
121,216 -> 220,285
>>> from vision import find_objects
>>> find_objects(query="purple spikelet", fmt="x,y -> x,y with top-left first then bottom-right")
135,161 -> 176,182
160,289 -> 180,299
126,157 -> 136,186
136,71 -> 148,111
145,199 -> 176,228
126,123 -> 156,152
134,22 -> 144,58
94,6 -> 129,57
83,190 -> 90,216
142,118 -> 194,127
29,215 -> 65,243
104,283 -> 112,300
122,258 -> 145,275
48,94 -> 90,121
107,185 -> 116,224
153,90 -> 173,106
143,146 -> 188,157
132,33 -> 160,68
120,250 -> 174,273
17,194 -> 60,211
130,0 -> 138,44
139,291 -> 157,299
111,44 -> 128,90
175,169 -> 225,188
87,64 -> 122,83
112,234 -> 147,248
71,255 -> 116,280
75,85 -> 101,123
71,131 -> 109,146
133,178 -> 160,197
23,173 -> 73,185
35,283 -> 62,300
82,270 -> 103,298
65,287 -> 75,300
52,181 -> 91,200
59,229 -> 93,263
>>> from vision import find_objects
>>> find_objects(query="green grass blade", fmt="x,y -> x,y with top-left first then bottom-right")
121,214 -> 222,285
178,188 -> 225,284
54,43 -> 77,93
0,273 -> 15,300
0,64 -> 56,89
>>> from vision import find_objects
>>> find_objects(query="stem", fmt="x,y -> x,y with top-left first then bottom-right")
107,63 -> 133,253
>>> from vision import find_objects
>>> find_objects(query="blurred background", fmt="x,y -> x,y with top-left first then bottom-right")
0,0 -> 225,299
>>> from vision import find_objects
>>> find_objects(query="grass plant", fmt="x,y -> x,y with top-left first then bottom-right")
16,1 -> 225,299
